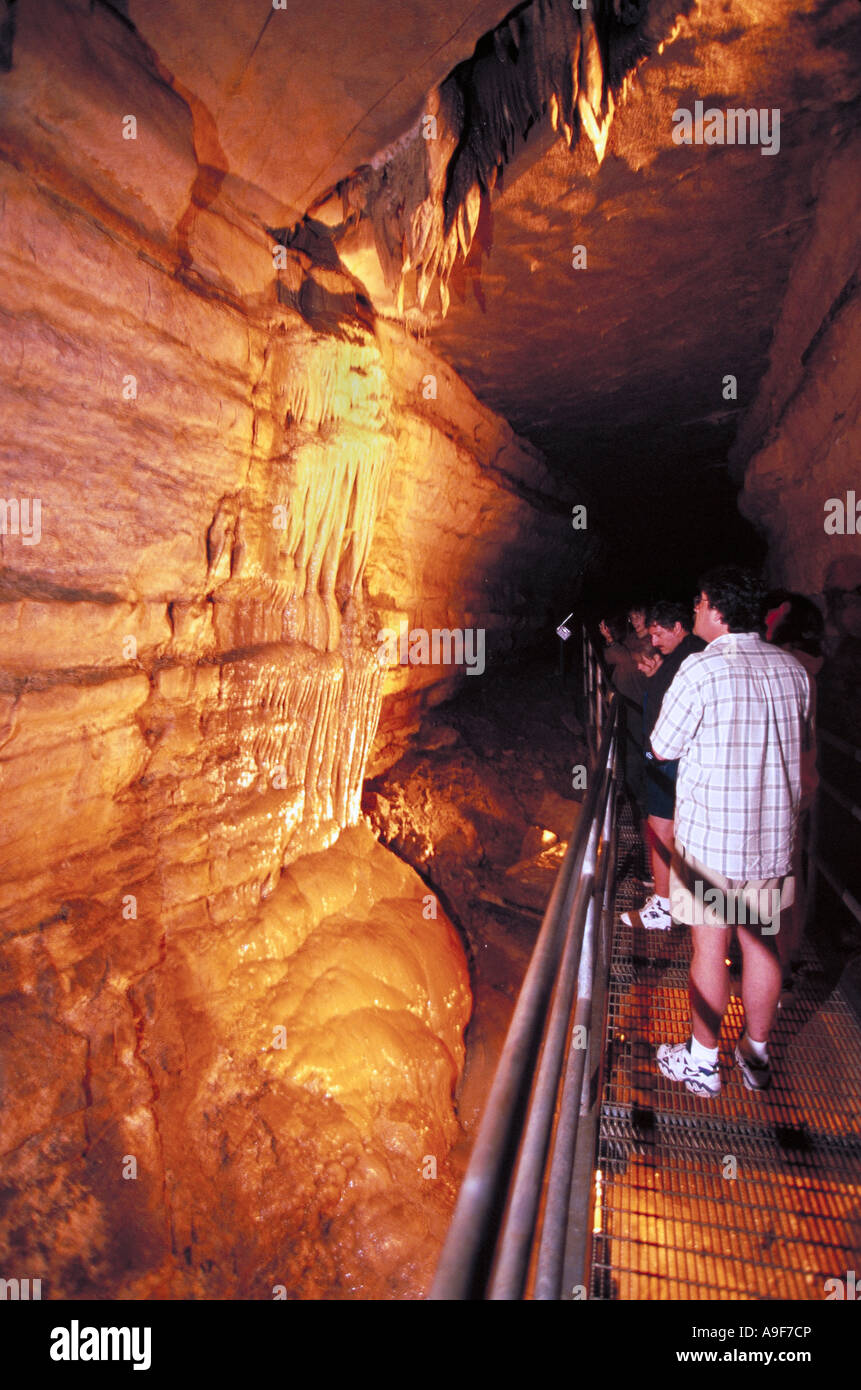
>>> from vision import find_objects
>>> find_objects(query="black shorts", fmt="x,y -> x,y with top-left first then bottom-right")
645,757 -> 678,820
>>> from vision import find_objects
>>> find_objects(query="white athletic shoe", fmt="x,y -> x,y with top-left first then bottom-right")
657,1041 -> 721,1097
621,894 -> 673,931
734,1042 -> 772,1092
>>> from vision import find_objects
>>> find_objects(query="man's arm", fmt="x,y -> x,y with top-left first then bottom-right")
650,667 -> 703,761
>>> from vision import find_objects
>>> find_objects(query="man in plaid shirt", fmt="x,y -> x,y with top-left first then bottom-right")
650,566 -> 812,1097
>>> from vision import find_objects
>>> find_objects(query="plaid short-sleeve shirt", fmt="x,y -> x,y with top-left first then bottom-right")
650,633 -> 811,880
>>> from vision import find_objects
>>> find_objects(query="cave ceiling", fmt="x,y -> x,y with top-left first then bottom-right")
125,0 -> 861,589
127,0 -> 517,222
425,0 -> 861,577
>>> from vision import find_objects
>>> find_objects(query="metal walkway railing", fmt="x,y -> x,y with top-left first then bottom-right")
809,727 -> 861,930
430,624 -> 861,1300
429,630 -> 619,1300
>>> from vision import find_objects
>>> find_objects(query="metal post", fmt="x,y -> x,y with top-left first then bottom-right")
486,785 -> 605,1300
805,788 -> 819,934
532,726 -> 617,1300
429,715 -> 617,1301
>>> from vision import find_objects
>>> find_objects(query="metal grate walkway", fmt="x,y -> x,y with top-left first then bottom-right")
589,800 -> 861,1301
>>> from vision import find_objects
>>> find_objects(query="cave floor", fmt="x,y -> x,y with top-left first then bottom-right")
589,802 -> 861,1301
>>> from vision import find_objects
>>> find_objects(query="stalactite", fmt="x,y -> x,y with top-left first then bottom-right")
281,337 -> 391,431
302,0 -> 695,325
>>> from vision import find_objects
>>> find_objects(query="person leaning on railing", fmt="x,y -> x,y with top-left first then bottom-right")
598,614 -> 647,815
621,600 -> 705,932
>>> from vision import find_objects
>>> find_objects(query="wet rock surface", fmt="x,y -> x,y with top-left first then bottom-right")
0,825 -> 471,1300
364,655 -> 588,1141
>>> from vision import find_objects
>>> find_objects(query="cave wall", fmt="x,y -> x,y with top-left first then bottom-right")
0,2 -> 571,1297
736,133 -> 860,598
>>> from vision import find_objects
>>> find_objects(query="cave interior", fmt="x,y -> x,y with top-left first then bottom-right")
0,0 -> 859,1301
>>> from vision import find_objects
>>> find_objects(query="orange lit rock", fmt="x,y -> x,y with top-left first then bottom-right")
0,825 -> 470,1299
0,0 -> 568,1300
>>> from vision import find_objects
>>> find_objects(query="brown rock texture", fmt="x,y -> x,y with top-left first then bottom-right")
127,0 -> 518,224
0,2 -> 571,1298
736,134 -> 861,596
1,825 -> 471,1298
428,0 -> 861,579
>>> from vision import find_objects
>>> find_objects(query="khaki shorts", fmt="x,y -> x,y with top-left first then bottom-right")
669,844 -> 794,935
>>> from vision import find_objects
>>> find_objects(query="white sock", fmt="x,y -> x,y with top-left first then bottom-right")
689,1035 -> 719,1067
741,1032 -> 769,1062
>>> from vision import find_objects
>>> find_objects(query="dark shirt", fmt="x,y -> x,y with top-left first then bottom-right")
644,633 -> 706,737
604,642 -> 647,704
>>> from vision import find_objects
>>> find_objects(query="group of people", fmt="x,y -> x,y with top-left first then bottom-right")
598,566 -> 825,1098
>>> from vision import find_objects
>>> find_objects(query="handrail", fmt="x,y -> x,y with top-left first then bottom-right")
818,775 -> 861,824
532,749 -> 617,1299
428,626 -> 857,1300
429,630 -> 618,1300
807,723 -> 861,931
818,727 -> 861,763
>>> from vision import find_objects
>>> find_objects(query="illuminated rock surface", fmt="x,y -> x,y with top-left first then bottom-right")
1,824 -> 470,1298
365,662 -> 589,1139
1,0 -> 859,1301
736,132 -> 861,597
0,0 -> 573,1299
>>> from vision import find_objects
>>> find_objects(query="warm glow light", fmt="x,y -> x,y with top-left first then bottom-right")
657,19 -> 683,55
592,1168 -> 604,1235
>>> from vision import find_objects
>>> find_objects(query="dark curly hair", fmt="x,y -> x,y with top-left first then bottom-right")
645,599 -> 693,631
699,566 -> 765,633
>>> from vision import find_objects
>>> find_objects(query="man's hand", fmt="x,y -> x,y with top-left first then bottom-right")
636,651 -> 662,677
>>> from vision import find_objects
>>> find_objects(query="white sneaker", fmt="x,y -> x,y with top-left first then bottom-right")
657,1041 -> 721,1097
734,1042 -> 772,1092
621,894 -> 672,931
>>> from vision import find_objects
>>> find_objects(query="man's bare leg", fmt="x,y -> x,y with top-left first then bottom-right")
689,921 -> 731,1049
737,925 -> 782,1047
647,815 -> 674,899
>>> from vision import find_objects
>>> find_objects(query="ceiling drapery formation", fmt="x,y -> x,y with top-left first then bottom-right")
280,0 -> 695,325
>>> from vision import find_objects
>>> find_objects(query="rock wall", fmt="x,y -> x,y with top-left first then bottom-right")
735,133 -> 861,597
0,2 -> 571,1296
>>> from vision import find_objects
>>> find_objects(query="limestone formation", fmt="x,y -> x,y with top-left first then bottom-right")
1,0 -> 858,1304
0,0 -> 574,1299
736,135 -> 861,597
